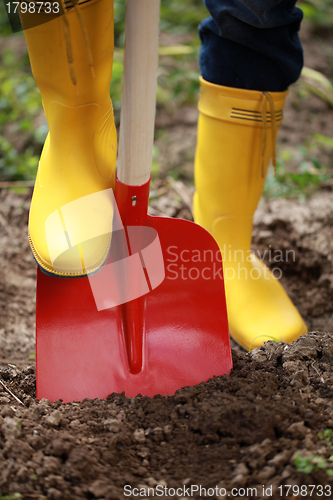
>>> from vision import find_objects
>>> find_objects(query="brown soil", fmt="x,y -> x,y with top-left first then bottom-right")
1,333 -> 333,500
1,19 -> 333,500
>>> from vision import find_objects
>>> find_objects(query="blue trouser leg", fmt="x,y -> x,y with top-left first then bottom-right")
199,0 -> 304,91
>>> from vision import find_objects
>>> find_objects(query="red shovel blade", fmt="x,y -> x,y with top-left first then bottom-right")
36,184 -> 232,402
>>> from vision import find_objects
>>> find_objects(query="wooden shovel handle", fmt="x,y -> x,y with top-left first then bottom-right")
117,0 -> 161,186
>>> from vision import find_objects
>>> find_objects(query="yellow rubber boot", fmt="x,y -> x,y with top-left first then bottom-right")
21,0 -> 117,276
193,77 -> 307,350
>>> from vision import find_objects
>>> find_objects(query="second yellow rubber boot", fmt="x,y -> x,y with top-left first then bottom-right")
21,0 -> 117,276
193,77 -> 307,351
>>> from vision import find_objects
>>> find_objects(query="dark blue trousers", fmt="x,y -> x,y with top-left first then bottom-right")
199,0 -> 304,92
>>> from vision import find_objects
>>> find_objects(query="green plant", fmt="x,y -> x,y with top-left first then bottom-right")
0,137 -> 38,182
264,141 -> 331,199
313,133 -> 333,149
0,43 -> 43,182
160,0 -> 208,35
299,0 -> 333,28
0,493 -> 22,500
249,336 -> 281,350
318,428 -> 333,445
0,3 -> 14,35
294,452 -> 333,476
151,145 -> 161,179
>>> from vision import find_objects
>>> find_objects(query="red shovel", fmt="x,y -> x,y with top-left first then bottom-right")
35,0 -> 232,403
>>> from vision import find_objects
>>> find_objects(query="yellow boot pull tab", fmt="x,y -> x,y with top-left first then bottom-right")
72,0 -> 96,78
260,93 -> 268,181
60,0 -> 95,89
265,91 -> 278,177
261,91 -> 278,179
60,2 -> 77,88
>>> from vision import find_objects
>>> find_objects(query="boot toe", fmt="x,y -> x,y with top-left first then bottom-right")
29,187 -> 114,277
226,256 -> 308,351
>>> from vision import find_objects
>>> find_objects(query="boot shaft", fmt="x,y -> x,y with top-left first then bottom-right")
194,78 -> 288,231
21,0 -> 114,111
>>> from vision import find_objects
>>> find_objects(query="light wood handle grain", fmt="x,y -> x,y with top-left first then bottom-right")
117,0 -> 160,186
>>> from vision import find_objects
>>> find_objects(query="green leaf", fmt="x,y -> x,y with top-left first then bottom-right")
313,134 -> 333,149
316,460 -> 328,469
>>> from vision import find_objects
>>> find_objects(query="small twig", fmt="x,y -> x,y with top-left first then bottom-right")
149,187 -> 170,200
0,213 -> 9,234
311,361 -> 325,384
22,495 -> 47,499
0,180 -> 35,189
166,176 -> 193,212
148,206 -> 163,216
0,378 -> 25,406
24,495 -> 46,499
